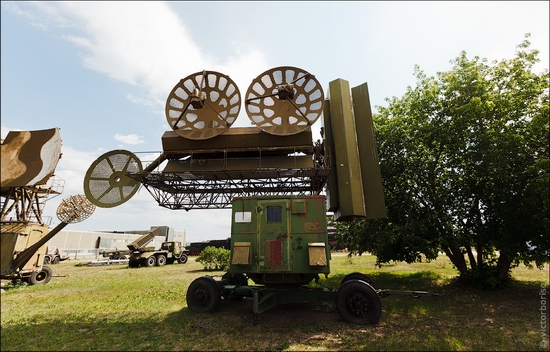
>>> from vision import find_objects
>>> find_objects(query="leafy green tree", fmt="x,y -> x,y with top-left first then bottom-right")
337,35 -> 549,288
196,246 -> 230,271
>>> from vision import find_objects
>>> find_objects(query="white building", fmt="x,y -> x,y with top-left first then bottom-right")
46,226 -> 186,260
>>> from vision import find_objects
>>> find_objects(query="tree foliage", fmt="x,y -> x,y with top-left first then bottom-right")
195,246 -> 230,271
337,35 -> 549,288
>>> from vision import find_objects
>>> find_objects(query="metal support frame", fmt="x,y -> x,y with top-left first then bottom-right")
127,143 -> 331,210
131,169 -> 330,210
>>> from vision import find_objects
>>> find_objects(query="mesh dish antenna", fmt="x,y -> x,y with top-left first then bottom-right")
83,150 -> 143,208
56,194 -> 96,223
245,66 -> 325,136
165,70 -> 241,140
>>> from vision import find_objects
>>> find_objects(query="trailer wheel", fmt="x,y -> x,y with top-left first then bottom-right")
186,276 -> 221,313
52,256 -> 60,264
336,279 -> 382,325
145,256 -> 156,267
43,256 -> 51,264
341,272 -> 375,288
156,254 -> 166,266
28,266 -> 53,285
178,254 -> 188,264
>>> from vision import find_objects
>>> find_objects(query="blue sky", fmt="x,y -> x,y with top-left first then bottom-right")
2,1 -> 549,242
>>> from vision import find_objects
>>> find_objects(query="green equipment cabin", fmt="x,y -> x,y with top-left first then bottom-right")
186,195 -> 383,325
229,195 -> 330,287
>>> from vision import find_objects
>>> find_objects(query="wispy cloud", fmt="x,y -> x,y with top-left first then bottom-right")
114,133 -> 145,145
10,2 -> 270,119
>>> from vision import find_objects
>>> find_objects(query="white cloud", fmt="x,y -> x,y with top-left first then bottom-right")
114,133 -> 145,145
21,1 -> 270,121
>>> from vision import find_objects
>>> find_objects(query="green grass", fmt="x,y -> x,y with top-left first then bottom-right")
1,254 -> 548,351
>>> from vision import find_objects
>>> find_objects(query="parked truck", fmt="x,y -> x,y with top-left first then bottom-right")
43,245 -> 70,264
124,227 -> 189,268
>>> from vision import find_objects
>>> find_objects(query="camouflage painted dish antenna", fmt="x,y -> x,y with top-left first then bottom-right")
245,66 -> 325,135
165,70 -> 241,140
83,150 -> 143,208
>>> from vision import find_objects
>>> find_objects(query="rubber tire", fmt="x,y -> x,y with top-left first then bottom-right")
128,259 -> 140,268
43,256 -> 51,264
156,254 -> 166,266
178,254 -> 188,264
341,272 -> 375,288
28,266 -> 53,285
52,256 -> 60,264
186,276 -> 222,313
335,279 -> 382,325
145,256 -> 156,267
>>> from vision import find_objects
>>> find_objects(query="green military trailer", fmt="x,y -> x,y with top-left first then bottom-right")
186,195 -> 383,325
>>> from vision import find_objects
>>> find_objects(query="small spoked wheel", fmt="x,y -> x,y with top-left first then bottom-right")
186,276 -> 222,313
336,279 -> 382,325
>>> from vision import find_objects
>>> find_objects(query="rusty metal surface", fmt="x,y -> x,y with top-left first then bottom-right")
1,128 -> 62,188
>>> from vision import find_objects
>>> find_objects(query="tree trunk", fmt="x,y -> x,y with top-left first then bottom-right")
497,252 -> 514,282
476,239 -> 483,268
465,244 -> 477,269
443,238 -> 468,276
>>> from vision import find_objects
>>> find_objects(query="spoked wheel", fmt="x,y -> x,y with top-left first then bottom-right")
186,276 -> 222,313
335,279 -> 382,325
341,272 -> 375,288
244,66 -> 325,136
28,266 -> 53,285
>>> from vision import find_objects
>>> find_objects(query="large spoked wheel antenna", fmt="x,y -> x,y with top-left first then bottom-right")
165,70 -> 241,140
83,150 -> 143,208
245,66 -> 325,136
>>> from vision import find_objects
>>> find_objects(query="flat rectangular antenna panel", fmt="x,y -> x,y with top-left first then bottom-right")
322,100 -> 340,212
327,79 -> 366,219
351,83 -> 387,219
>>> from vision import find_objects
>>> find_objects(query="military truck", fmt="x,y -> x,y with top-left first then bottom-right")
43,245 -> 70,264
126,227 -> 189,268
